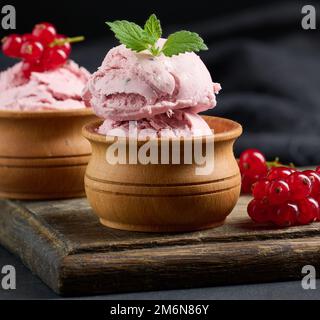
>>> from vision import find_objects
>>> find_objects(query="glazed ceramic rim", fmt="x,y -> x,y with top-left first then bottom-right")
82,116 -> 242,143
0,108 -> 94,118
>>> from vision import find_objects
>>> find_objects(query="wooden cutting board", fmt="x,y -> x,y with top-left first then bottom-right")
0,196 -> 319,296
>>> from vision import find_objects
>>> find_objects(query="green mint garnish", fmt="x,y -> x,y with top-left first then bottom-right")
105,14 -> 208,57
106,20 -> 149,52
144,14 -> 162,44
161,31 -> 208,57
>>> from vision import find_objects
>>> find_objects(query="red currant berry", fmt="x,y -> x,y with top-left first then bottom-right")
239,149 -> 268,177
1,34 -> 23,58
21,62 -> 32,78
296,197 -> 319,224
247,199 -> 270,223
241,173 -> 265,194
287,172 -> 312,200
252,179 -> 270,200
20,40 -> 44,63
21,61 -> 44,78
303,170 -> 320,197
241,174 -> 254,194
54,34 -> 71,56
268,179 -> 290,205
267,167 -> 293,181
270,202 -> 298,227
32,22 -> 57,45
316,166 -> 320,175
314,195 -> 320,221
41,47 -> 67,70
21,33 -> 37,42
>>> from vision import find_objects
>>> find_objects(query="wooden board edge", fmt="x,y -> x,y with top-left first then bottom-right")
57,236 -> 320,296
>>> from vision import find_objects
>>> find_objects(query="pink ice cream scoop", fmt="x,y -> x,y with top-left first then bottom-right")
84,39 -> 221,137
83,39 -> 221,121
0,60 -> 90,111
98,109 -> 213,138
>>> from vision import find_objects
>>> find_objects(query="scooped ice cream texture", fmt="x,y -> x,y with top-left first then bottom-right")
83,40 -> 221,137
99,110 -> 213,138
0,60 -> 90,111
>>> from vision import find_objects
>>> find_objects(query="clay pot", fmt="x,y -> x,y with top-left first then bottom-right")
0,109 -> 96,199
83,116 -> 242,232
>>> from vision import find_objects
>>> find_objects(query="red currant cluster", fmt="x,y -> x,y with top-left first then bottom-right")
239,149 -> 320,227
1,22 -> 84,78
239,149 -> 269,193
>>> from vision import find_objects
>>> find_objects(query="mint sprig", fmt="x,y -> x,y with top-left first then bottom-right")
105,14 -> 208,57
106,20 -> 149,52
144,14 -> 162,44
162,31 -> 208,57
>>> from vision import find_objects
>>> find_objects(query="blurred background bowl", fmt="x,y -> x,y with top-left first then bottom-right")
0,109 -> 96,199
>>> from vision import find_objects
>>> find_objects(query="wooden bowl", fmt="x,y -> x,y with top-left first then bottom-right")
0,109 -> 97,199
83,116 -> 242,232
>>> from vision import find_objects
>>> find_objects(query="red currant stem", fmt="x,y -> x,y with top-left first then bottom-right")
50,36 -> 85,47
266,157 -> 295,168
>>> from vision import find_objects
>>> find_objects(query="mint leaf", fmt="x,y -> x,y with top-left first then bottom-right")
106,20 -> 149,52
161,31 -> 208,57
144,14 -> 162,44
106,16 -> 208,57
